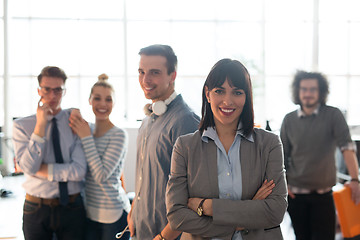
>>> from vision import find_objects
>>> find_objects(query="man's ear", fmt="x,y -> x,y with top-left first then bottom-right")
170,71 -> 177,84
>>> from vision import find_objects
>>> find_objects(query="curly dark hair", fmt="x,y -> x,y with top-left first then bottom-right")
291,70 -> 329,105
199,58 -> 254,137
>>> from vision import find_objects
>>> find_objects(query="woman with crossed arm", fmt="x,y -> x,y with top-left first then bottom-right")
166,59 -> 287,240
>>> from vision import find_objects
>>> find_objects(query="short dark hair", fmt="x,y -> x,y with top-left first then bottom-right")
138,44 -> 177,75
199,59 -> 254,136
291,70 -> 329,105
37,66 -> 67,84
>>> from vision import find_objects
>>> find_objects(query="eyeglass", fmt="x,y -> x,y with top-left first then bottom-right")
115,225 -> 130,239
38,86 -> 65,95
299,87 -> 318,93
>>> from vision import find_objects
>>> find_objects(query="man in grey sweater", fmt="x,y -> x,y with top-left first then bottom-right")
280,70 -> 360,240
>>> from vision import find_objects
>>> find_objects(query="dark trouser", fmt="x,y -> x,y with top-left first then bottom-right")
85,211 -> 129,240
288,191 -> 336,240
23,194 -> 86,240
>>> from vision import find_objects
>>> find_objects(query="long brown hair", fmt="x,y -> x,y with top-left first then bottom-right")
199,59 -> 254,137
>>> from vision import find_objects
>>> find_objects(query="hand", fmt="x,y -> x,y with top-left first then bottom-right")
345,180 -> 360,205
288,187 -> 295,199
252,179 -> 275,200
127,211 -> 135,237
69,109 -> 91,138
187,197 -> 202,213
34,97 -> 53,137
36,97 -> 52,126
151,224 -> 181,240
35,164 -> 48,178
70,108 -> 82,119
187,198 -> 213,216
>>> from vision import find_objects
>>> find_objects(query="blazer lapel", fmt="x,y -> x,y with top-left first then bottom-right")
204,139 -> 219,197
240,136 -> 253,199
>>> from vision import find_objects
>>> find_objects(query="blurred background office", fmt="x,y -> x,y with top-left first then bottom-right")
1,0 -> 360,193
1,1 -> 360,239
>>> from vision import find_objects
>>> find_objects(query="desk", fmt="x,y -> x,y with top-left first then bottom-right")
0,175 -> 25,240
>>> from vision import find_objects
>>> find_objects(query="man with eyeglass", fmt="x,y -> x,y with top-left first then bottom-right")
280,70 -> 360,240
12,66 -> 87,239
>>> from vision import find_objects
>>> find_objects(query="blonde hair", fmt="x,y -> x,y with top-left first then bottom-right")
98,73 -> 108,82
89,73 -> 114,99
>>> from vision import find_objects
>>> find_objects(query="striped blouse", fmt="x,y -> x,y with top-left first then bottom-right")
81,125 -> 131,223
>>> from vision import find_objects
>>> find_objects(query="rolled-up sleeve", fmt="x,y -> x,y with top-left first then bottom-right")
13,121 -> 45,175
332,108 -> 356,153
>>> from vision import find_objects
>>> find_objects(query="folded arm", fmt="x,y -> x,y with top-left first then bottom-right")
13,121 -> 45,175
166,138 -> 235,239
211,136 -> 288,229
81,130 -> 128,183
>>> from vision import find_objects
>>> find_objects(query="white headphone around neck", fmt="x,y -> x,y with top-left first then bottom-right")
152,101 -> 168,116
144,91 -> 177,116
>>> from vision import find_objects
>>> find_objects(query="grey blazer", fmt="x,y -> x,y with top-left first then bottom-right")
166,129 -> 288,240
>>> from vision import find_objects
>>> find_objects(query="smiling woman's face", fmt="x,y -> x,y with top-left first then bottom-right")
89,86 -> 113,121
205,79 -> 246,130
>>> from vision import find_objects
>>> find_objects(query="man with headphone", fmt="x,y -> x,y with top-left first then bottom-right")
127,44 -> 200,240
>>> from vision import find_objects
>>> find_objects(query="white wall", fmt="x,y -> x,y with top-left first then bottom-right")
123,127 -> 138,193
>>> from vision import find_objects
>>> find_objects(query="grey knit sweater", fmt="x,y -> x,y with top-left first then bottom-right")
280,105 -> 354,190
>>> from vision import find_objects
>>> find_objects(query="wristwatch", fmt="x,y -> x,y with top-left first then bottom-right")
197,198 -> 207,217
158,232 -> 166,240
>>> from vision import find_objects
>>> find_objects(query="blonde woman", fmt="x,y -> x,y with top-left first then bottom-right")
69,74 -> 130,240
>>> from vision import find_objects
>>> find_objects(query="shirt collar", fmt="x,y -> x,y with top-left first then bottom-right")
201,122 -> 254,143
49,109 -> 65,121
297,104 -> 320,118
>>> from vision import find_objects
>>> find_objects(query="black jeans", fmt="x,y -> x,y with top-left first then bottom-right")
85,211 -> 129,240
288,191 -> 335,240
23,194 -> 86,240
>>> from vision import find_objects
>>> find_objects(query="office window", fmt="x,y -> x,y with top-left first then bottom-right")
1,0 -> 4,129
319,0 -> 360,126
7,0 -> 126,124
1,0 -> 360,130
